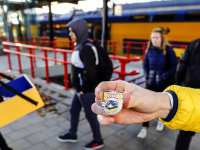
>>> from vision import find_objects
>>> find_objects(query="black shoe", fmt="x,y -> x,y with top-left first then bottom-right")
57,133 -> 77,142
84,140 -> 104,150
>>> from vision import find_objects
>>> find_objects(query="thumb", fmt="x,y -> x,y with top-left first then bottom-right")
123,92 -> 131,109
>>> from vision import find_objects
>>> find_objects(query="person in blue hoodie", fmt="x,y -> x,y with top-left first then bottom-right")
137,27 -> 178,139
56,18 -> 103,150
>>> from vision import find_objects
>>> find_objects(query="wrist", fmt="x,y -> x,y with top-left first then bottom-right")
157,92 -> 172,119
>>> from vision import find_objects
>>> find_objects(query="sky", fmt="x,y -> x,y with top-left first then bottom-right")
35,0 -> 163,14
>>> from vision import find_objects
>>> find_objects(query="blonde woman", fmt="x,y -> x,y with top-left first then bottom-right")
137,27 -> 178,139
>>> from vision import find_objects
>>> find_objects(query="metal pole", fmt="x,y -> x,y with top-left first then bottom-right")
5,45 -> 12,70
16,46 -> 22,73
48,0 -> 54,47
29,48 -> 35,78
63,53 -> 69,90
17,15 -> 22,39
25,0 -> 32,38
32,0 -> 40,37
21,0 -> 27,39
142,43 -> 147,64
2,0 -> 9,38
119,60 -> 125,80
101,0 -> 108,49
111,0 -> 115,15
44,50 -> 50,83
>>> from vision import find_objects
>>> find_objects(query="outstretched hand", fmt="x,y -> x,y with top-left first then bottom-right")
92,81 -> 171,126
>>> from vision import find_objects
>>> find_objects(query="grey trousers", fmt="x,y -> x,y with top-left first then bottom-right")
69,92 -> 102,142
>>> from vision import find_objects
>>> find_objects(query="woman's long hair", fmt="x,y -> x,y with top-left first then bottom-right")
147,27 -> 170,55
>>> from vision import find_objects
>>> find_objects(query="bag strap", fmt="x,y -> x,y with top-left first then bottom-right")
0,80 -> 38,106
80,40 -> 93,51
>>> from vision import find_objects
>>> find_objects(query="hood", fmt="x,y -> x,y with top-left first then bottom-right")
67,18 -> 88,45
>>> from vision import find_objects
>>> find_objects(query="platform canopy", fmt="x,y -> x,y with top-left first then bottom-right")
0,0 -> 86,11
38,0 -> 86,6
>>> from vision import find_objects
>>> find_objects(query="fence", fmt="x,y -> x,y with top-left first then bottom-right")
3,41 -> 143,89
0,37 -> 187,61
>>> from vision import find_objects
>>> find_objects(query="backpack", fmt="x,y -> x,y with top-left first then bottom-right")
81,40 -> 113,82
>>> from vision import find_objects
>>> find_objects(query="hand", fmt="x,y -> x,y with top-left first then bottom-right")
80,91 -> 84,94
92,80 -> 171,126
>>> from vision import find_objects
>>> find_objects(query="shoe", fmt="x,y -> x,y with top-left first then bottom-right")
137,128 -> 147,139
84,140 -> 104,150
156,120 -> 164,131
57,133 -> 77,142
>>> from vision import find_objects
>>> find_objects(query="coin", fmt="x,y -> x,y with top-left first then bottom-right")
101,90 -> 124,115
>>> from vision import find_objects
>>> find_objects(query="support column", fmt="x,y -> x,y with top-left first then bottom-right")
101,0 -> 108,50
48,0 -> 54,46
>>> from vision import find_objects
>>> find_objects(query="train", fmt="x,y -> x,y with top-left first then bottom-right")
38,2 -> 200,57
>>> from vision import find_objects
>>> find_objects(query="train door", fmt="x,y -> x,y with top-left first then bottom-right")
93,23 -> 102,40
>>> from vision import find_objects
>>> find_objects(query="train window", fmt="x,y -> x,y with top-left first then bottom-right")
154,13 -> 177,21
87,12 -> 92,15
184,11 -> 200,21
93,11 -> 100,15
129,14 -> 149,22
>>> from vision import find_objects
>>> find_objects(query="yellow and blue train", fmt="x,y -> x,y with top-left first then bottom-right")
39,3 -> 200,57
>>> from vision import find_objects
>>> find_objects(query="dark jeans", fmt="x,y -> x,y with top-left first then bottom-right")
143,83 -> 167,128
69,92 -> 102,142
175,130 -> 195,150
0,132 -> 12,150
143,122 -> 150,128
145,83 -> 167,92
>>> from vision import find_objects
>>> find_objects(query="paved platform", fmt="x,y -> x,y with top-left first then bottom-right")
1,53 -> 200,150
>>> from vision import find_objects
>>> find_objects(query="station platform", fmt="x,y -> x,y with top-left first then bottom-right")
1,53 -> 200,150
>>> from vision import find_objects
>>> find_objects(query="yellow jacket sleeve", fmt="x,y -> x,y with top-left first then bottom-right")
160,85 -> 200,132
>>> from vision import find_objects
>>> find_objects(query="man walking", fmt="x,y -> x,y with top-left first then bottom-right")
57,18 -> 104,150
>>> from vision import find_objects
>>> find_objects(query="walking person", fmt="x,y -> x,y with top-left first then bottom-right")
56,18 -> 104,150
137,27 -> 178,139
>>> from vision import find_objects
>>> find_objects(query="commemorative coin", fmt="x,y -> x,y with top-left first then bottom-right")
101,90 -> 124,115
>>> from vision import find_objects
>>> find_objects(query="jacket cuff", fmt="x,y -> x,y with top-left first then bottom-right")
162,91 -> 178,122
160,85 -> 200,132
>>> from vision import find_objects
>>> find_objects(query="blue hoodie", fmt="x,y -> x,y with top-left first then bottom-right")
144,46 -> 177,86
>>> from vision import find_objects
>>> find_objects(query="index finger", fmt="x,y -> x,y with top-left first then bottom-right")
95,80 -> 127,100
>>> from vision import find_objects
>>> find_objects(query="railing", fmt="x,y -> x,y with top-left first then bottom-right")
0,37 -> 187,61
3,42 -> 72,89
171,43 -> 187,49
3,41 -> 142,89
30,40 -> 187,63
0,37 -> 55,43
